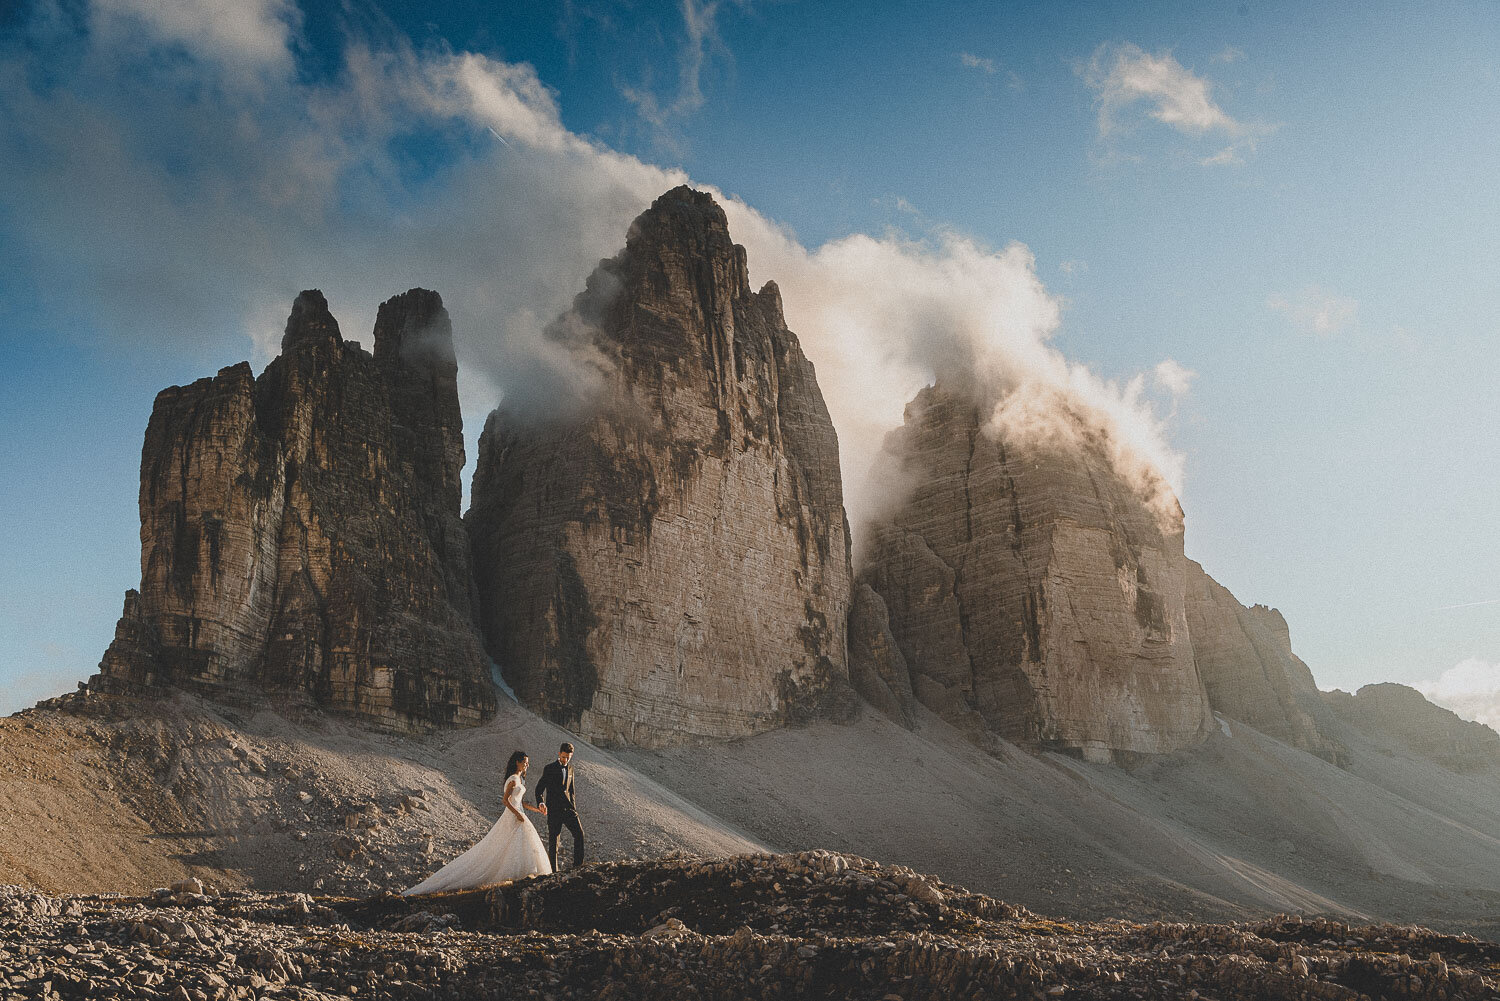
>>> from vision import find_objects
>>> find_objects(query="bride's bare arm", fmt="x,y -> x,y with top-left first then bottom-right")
505,777 -> 527,823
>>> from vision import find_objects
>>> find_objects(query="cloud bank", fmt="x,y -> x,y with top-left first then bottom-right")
0,1 -> 1191,553
1415,658 -> 1500,730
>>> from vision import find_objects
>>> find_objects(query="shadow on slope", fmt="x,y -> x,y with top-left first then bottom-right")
617,706 -> 1500,938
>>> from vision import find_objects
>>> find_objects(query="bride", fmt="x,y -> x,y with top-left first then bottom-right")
404,750 -> 552,894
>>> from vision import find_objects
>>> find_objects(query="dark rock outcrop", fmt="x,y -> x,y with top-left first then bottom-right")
466,187 -> 852,747
846,584 -> 918,729
7,854 -> 1499,1000
90,289 -> 494,730
857,383 -> 1213,760
1184,560 -> 1346,764
1324,683 -> 1500,774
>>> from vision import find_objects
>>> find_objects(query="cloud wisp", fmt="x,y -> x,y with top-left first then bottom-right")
958,51 -> 1023,92
620,0 -> 749,138
1268,286 -> 1359,336
1082,42 -> 1264,165
1,0 -> 1191,554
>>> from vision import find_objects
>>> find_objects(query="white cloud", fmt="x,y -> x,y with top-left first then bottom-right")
621,0 -> 748,135
1201,146 -> 1242,166
959,51 -> 1022,92
959,52 -> 996,74
90,0 -> 300,86
0,0 -> 1189,560
1086,43 -> 1237,135
1153,358 -> 1195,400
1082,42 -> 1264,163
1213,45 -> 1246,64
1267,286 -> 1359,336
1415,658 -> 1500,729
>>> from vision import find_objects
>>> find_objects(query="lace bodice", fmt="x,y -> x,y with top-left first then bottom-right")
505,776 -> 526,808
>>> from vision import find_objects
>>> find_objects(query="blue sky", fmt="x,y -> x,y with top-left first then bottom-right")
2,0 -> 1497,721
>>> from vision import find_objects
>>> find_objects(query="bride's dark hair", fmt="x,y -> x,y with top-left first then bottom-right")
504,750 -> 528,779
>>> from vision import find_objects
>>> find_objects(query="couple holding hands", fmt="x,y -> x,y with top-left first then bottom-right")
405,742 -> 585,894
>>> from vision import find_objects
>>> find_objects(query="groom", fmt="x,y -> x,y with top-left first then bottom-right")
535,742 -> 585,871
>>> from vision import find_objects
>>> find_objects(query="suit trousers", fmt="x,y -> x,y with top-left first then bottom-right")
546,809 -> 585,870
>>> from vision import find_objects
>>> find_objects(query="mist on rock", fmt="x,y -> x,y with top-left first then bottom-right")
0,9 -> 1190,559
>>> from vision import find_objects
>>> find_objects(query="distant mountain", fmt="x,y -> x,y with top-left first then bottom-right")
1185,560 -> 1346,764
1325,681 -> 1500,774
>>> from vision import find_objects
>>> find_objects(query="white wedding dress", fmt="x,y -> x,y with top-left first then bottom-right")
404,775 -> 552,894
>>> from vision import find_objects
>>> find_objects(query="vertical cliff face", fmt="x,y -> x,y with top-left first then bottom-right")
92,289 -> 495,730
854,383 -> 1213,761
466,186 -> 853,747
1183,560 -> 1345,763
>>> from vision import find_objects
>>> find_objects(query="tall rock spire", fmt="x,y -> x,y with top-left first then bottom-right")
853,382 -> 1213,761
92,289 -> 495,731
467,186 -> 854,747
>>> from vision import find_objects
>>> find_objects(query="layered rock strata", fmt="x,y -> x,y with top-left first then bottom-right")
466,186 -> 852,747
1183,560 -> 1345,763
1324,683 -> 1500,774
855,384 -> 1213,760
91,289 -> 494,730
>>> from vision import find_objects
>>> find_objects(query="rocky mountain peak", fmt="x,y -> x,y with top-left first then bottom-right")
373,288 -> 456,371
626,184 -> 735,254
91,290 -> 493,731
466,186 -> 853,747
755,280 -> 786,325
853,377 -> 1211,760
1324,682 -> 1500,773
1184,560 -> 1344,764
280,289 -> 342,353
609,185 -> 752,325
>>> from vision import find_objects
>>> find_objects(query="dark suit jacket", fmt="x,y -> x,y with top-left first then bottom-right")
535,760 -> 578,816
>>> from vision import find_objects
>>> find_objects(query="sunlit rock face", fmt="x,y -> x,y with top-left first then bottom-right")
855,383 -> 1213,761
91,289 -> 495,730
1183,561 -> 1346,764
1324,683 -> 1500,774
466,186 -> 853,748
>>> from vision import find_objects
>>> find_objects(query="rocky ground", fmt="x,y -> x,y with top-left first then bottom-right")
3,851 -> 1498,1001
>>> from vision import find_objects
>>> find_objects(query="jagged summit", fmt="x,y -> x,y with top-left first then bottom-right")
373,288 -> 454,366
280,288 -> 342,351
466,186 -> 853,747
853,377 -> 1213,760
90,289 -> 494,731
